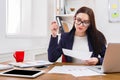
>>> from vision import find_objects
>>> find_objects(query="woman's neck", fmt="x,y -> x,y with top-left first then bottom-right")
75,31 -> 86,37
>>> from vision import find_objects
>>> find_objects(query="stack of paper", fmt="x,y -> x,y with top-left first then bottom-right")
9,60 -> 53,68
48,65 -> 105,77
0,64 -> 13,70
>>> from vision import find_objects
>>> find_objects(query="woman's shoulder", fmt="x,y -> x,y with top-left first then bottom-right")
97,30 -> 107,44
97,30 -> 106,38
60,32 -> 74,40
61,29 -> 75,37
61,32 -> 70,38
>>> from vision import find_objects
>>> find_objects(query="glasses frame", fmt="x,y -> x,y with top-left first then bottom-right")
75,18 -> 90,27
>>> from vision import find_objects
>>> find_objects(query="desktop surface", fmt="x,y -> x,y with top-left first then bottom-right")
0,62 -> 120,80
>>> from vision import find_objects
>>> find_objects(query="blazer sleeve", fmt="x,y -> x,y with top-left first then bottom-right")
47,35 -> 63,62
96,45 -> 106,65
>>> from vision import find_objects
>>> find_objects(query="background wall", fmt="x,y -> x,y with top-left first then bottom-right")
0,0 -> 50,54
95,0 -> 120,43
0,0 -> 120,54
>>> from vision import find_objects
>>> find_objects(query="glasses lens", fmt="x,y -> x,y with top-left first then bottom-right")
75,18 -> 90,27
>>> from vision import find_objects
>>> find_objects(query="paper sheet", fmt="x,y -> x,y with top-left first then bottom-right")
0,64 -> 13,70
9,60 -> 53,68
62,48 -> 92,60
48,65 -> 105,77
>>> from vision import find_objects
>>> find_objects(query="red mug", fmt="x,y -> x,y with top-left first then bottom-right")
13,51 -> 24,62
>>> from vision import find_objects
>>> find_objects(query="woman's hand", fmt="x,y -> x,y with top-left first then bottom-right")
85,57 -> 99,65
50,21 -> 59,37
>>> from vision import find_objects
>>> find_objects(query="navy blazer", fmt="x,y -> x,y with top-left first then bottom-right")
48,29 -> 106,65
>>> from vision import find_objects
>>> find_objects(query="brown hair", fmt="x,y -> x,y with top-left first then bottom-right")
72,6 -> 106,54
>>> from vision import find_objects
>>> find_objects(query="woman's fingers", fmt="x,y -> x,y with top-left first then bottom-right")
50,21 -> 59,37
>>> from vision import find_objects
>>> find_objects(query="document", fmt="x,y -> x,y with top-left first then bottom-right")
9,60 -> 53,68
0,64 -> 13,70
62,48 -> 92,62
48,65 -> 105,77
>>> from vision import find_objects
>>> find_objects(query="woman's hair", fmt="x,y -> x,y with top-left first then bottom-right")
71,6 -> 107,54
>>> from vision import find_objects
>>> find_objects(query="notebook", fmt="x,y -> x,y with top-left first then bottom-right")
0,69 -> 44,78
88,43 -> 120,73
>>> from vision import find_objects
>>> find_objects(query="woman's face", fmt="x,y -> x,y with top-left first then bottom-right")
74,13 -> 90,35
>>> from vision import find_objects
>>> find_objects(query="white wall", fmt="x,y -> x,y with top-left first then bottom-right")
32,0 -> 48,37
95,0 -> 120,43
0,0 -> 49,54
1,0 -> 120,54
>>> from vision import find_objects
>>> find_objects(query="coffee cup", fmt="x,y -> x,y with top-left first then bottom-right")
13,51 -> 24,62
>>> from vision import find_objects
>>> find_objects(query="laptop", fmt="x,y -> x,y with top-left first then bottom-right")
88,43 -> 120,73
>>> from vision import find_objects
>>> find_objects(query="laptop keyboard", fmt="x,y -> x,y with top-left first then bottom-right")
88,66 -> 103,73
96,67 -> 101,70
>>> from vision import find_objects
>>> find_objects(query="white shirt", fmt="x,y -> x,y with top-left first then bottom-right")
72,35 -> 92,63
72,35 -> 89,52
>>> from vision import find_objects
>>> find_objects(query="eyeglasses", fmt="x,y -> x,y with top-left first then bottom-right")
75,18 -> 90,27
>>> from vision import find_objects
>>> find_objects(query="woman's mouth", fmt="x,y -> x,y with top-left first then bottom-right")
78,27 -> 83,30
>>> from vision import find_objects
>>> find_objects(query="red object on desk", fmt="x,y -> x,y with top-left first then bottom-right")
13,51 -> 24,62
62,54 -> 66,62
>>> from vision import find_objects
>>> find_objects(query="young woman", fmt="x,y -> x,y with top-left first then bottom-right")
48,6 -> 107,65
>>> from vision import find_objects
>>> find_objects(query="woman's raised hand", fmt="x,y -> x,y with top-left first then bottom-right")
50,21 -> 59,37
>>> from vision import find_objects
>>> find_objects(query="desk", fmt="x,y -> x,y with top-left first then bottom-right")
0,62 -> 120,80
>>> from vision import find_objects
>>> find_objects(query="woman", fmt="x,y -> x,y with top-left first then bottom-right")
48,6 -> 107,65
